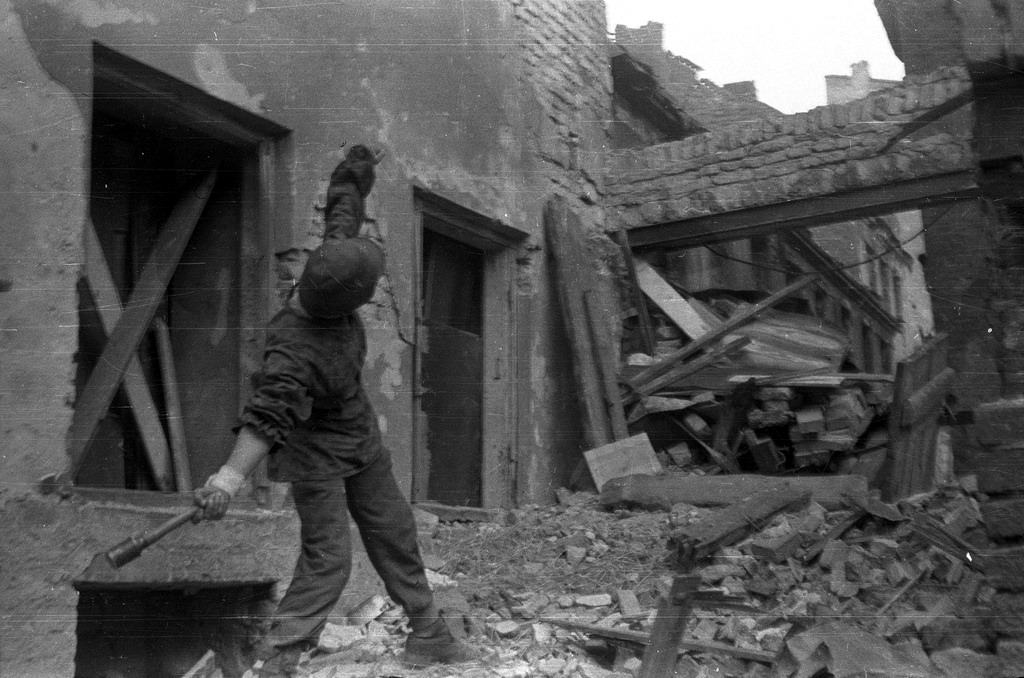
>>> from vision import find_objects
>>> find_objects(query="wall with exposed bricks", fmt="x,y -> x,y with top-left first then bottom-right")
604,66 -> 976,229
511,0 -> 623,500
0,0 -> 621,673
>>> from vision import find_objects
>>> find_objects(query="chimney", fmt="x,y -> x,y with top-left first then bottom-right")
851,60 -> 871,91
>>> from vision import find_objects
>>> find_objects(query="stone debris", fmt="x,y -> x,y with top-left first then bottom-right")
201,477 -> 1024,677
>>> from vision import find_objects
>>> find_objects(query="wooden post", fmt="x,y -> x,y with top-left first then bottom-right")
639,575 -> 699,678
615,227 -> 655,355
544,197 -> 614,449
584,290 -> 629,440
153,318 -> 191,492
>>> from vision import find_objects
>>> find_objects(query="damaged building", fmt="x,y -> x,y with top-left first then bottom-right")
1,0 -> 1024,676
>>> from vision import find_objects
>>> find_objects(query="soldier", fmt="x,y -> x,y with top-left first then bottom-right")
194,145 -> 473,676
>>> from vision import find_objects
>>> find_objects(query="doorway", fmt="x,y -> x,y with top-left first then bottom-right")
420,227 -> 484,506
74,43 -> 288,491
412,190 -> 527,507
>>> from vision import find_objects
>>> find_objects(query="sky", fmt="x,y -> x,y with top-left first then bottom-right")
604,0 -> 906,114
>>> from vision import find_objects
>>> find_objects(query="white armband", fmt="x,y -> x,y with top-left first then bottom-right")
206,465 -> 246,498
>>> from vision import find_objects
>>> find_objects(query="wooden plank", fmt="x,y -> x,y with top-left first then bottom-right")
413,501 -> 510,524
635,336 -> 750,399
669,489 -> 811,568
634,259 -> 717,340
544,196 -> 613,449
883,333 -> 949,501
802,510 -> 868,564
66,171 -> 217,483
903,367 -> 955,426
153,317 -> 191,492
539,614 -> 777,663
627,275 -> 819,394
583,433 -> 662,491
600,473 -> 868,511
743,429 -> 784,473
584,290 -> 629,440
976,447 -> 1024,494
616,227 -> 655,355
749,529 -> 805,564
83,220 -> 173,491
181,649 -> 218,678
785,231 -> 899,333
981,497 -> 1024,539
639,576 -> 699,678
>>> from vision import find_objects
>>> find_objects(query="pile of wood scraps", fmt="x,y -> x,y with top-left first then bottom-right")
611,258 -> 899,486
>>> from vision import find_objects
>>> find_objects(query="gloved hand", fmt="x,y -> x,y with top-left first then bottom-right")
327,144 -> 384,199
193,485 -> 230,522
192,465 -> 245,522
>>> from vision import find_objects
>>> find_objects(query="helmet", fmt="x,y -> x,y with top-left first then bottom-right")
297,237 -> 384,318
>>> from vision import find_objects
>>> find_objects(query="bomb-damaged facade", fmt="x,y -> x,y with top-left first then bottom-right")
2,0 -> 1024,675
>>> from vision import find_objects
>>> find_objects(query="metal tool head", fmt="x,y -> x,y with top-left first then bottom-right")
104,536 -> 146,569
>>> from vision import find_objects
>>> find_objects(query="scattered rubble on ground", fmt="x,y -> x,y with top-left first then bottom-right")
198,472 -> 1024,678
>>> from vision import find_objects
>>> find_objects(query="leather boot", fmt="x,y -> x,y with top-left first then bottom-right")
246,640 -> 306,678
403,617 -> 477,666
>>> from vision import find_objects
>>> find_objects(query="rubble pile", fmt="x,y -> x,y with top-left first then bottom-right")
242,477 -> 1024,678
621,295 -> 899,481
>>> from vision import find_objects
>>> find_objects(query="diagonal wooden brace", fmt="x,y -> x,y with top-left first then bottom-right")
83,221 -> 174,491
64,171 -> 217,485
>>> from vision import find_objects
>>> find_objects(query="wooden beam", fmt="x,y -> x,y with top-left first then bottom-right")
640,576 -> 699,678
584,290 -> 629,440
635,336 -> 750,398
902,366 -> 956,426
627,274 -> 818,395
65,171 -> 217,483
83,221 -> 173,491
783,231 -> 898,333
668,489 -> 811,568
153,318 -> 191,492
634,259 -> 717,340
615,227 -> 655,354
627,171 -> 979,250
539,614 -> 777,664
544,196 -> 614,449
600,472 -> 868,511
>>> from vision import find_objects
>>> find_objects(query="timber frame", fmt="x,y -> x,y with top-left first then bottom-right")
411,186 -> 528,508
47,44 -> 292,494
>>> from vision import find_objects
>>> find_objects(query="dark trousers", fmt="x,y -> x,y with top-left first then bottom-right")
268,453 -> 435,648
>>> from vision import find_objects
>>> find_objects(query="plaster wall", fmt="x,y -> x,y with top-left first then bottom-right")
0,0 -> 617,673
0,0 -> 614,501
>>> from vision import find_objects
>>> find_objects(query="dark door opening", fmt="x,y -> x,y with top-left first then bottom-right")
420,225 -> 484,506
76,113 -> 243,490
73,584 -> 274,678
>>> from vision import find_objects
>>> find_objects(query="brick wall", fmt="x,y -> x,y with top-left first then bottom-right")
514,0 -> 610,229
604,66 -> 975,230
